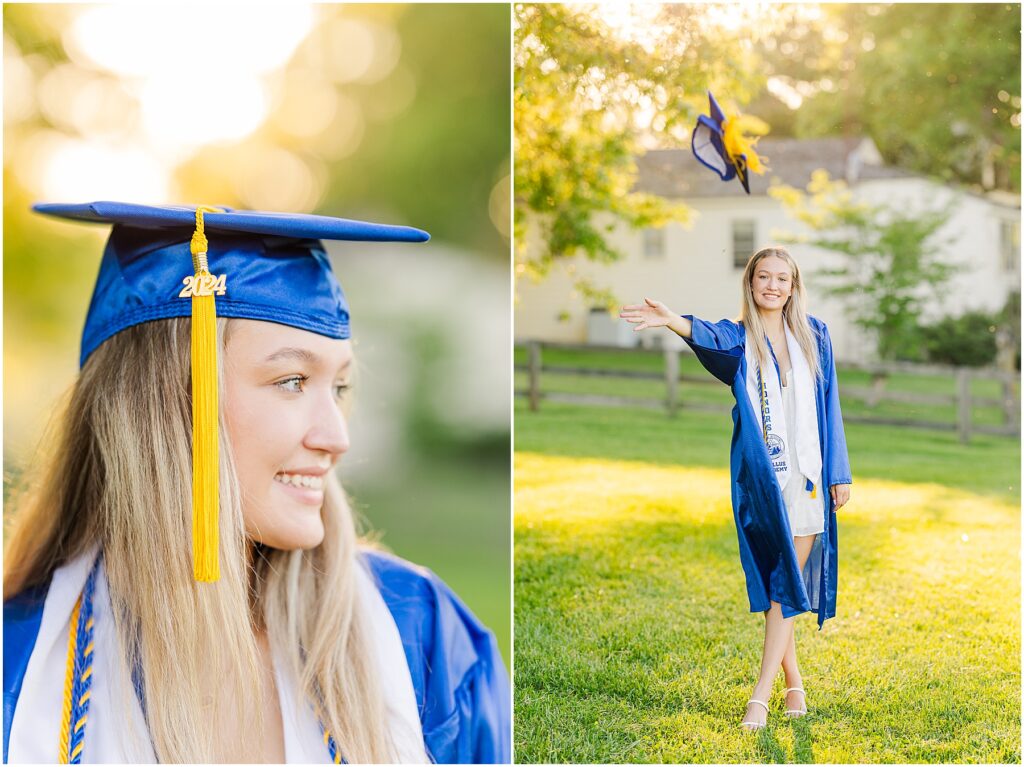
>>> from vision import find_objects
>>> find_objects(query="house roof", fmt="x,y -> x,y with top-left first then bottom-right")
635,136 -> 914,199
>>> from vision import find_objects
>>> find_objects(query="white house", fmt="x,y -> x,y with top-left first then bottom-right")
514,136 -> 1021,363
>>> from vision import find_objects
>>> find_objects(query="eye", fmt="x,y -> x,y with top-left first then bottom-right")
276,375 -> 308,393
333,382 -> 351,401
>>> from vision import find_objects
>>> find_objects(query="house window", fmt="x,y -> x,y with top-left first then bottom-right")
1000,219 -> 1020,272
643,227 -> 665,259
732,219 -> 756,268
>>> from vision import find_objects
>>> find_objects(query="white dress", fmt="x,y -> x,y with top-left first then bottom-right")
781,370 -> 825,537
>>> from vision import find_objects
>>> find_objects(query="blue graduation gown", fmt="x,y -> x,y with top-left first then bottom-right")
681,314 -> 852,628
3,550 -> 511,764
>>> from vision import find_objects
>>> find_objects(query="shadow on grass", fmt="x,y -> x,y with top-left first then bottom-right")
790,715 -> 814,763
755,726 -> 789,763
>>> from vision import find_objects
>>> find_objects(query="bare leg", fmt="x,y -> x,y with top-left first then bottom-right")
781,535 -> 817,715
741,601 -> 792,728
742,534 -> 817,728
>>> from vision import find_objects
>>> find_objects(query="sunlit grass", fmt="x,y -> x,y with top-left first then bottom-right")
515,452 -> 1020,763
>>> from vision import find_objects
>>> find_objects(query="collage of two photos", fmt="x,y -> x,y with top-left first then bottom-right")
2,2 -> 1021,765
512,2 -> 1020,764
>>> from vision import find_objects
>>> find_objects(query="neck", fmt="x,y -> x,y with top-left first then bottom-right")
758,307 -> 785,333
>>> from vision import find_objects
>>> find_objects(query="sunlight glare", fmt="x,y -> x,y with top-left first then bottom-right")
140,73 -> 267,152
42,139 -> 169,203
66,5 -> 315,77
64,5 -> 316,152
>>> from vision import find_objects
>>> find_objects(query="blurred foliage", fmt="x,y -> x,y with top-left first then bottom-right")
917,310 -> 1000,367
750,3 -> 1021,191
513,3 -> 760,302
913,292 -> 1020,369
770,170 -> 956,361
316,4 -> 510,258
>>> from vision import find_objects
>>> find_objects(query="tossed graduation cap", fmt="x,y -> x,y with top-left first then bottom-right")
32,200 -> 430,582
691,90 -> 769,194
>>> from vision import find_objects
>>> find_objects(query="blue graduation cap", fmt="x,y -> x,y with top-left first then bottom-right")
31,200 -> 430,583
691,91 -> 768,194
32,201 -> 430,365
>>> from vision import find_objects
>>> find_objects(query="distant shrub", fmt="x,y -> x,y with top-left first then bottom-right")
918,311 -> 999,367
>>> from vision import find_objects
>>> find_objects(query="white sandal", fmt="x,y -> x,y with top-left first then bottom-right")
783,687 -> 807,717
741,698 -> 769,731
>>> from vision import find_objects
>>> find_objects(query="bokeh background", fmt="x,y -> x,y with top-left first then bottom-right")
3,4 -> 510,660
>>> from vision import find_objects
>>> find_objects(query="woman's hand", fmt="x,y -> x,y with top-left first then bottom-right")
830,483 -> 851,511
619,298 -> 677,333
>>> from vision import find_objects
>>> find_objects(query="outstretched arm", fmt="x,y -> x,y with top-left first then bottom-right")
622,300 -> 744,385
619,298 -> 693,338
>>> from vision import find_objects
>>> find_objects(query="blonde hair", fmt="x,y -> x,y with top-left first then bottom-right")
738,246 -> 822,381
4,318 -> 395,762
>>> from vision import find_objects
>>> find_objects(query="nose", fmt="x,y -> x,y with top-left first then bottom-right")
304,396 -> 350,459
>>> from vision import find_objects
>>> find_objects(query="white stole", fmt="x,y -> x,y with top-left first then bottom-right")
7,550 -> 428,764
744,321 -> 822,493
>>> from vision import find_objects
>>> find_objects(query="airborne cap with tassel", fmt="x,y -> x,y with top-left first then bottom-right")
33,201 -> 429,582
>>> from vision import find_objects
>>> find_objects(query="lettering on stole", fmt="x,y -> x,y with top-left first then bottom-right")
759,370 -> 788,473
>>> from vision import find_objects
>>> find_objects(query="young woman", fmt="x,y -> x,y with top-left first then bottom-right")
620,246 -> 852,731
3,202 -> 510,763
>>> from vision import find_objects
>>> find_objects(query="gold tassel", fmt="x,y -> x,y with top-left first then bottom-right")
722,112 -> 770,176
188,206 -> 226,582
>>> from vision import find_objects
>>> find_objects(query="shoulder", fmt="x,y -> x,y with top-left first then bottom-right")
361,548 -> 499,676
4,582 -> 50,763
806,314 -> 831,334
361,549 -> 490,644
806,315 -> 832,345
360,548 -> 509,759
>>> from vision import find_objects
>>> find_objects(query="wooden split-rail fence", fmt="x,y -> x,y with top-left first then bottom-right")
515,341 -> 1020,444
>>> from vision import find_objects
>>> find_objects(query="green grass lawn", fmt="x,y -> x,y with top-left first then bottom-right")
514,400 -> 1020,763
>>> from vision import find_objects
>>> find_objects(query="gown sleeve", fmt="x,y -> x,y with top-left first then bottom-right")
362,550 -> 511,764
679,315 -> 745,385
821,323 -> 852,486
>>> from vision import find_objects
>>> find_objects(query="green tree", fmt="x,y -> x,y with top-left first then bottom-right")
770,170 -> 956,361
754,3 -> 1021,191
514,3 -> 760,305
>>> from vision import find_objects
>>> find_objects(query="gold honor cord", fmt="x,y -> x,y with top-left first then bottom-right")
57,597 -> 81,763
187,206 -> 227,582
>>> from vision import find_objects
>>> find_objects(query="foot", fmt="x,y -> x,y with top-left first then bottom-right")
784,687 -> 807,718
741,699 -> 769,731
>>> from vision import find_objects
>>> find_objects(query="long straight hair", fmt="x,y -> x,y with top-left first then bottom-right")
738,246 -> 822,381
3,318 -> 396,762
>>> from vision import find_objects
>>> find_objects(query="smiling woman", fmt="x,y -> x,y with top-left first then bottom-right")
2,203 -> 511,764
619,245 -> 852,732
